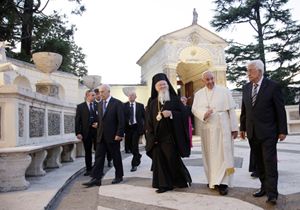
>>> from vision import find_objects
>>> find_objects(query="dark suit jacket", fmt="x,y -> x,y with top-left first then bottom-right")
240,78 -> 288,140
75,102 -> 97,139
124,101 -> 145,135
97,97 -> 125,143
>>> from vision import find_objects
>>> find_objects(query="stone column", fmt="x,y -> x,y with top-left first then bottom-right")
212,65 -> 227,87
163,64 -> 178,91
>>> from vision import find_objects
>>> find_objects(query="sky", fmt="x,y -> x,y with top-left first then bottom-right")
46,0 -> 300,85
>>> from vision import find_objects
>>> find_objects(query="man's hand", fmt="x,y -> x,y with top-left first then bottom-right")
161,110 -> 172,118
278,134 -> 286,141
203,109 -> 213,121
232,131 -> 238,139
76,134 -> 83,140
114,135 -> 123,141
92,122 -> 98,128
240,131 -> 246,140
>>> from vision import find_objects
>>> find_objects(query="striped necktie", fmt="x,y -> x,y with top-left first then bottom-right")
252,83 -> 258,106
102,100 -> 107,114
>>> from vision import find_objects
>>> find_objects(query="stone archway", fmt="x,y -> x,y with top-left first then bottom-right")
176,46 -> 213,100
137,24 -> 228,103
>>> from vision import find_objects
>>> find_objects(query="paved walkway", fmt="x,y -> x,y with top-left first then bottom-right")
1,135 -> 300,210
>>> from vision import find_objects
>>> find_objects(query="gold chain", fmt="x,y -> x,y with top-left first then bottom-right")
156,100 -> 164,121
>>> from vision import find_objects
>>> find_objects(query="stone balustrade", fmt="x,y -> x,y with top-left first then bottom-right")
285,105 -> 300,134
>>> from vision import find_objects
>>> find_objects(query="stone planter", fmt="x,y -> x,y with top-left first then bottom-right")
32,52 -> 62,98
32,52 -> 62,75
82,75 -> 102,89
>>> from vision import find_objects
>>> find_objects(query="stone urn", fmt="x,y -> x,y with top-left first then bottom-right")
122,86 -> 136,97
82,75 -> 102,89
32,52 -> 63,98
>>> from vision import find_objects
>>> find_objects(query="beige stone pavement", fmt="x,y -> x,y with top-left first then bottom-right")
1,135 -> 300,210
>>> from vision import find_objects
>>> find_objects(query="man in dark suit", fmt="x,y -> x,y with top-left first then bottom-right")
75,89 -> 97,176
83,84 -> 125,187
240,59 -> 288,205
124,91 -> 145,172
94,88 -> 112,167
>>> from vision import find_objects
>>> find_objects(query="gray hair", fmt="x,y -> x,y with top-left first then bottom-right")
100,84 -> 111,91
248,60 -> 264,74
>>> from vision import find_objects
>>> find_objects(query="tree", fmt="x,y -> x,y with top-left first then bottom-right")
211,0 -> 300,104
0,0 -> 87,78
31,12 -> 87,77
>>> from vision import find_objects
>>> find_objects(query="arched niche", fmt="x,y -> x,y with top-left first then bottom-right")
13,76 -> 32,90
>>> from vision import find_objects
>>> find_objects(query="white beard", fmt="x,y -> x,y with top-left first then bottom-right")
158,89 -> 170,104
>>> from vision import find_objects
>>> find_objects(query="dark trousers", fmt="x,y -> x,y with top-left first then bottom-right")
83,129 -> 96,171
125,124 -> 142,167
249,149 -> 258,173
93,140 -> 112,163
92,139 -> 124,180
125,132 -> 132,153
249,136 -> 278,198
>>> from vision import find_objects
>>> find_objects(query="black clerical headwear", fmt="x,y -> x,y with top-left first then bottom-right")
149,73 -> 177,101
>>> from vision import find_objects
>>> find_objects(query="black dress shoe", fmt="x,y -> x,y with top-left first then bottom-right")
111,177 -> 123,184
250,172 -> 259,178
130,166 -> 137,172
155,187 -> 173,193
83,171 -> 91,176
253,189 -> 266,197
218,184 -> 228,196
82,178 -> 101,187
107,161 -> 112,167
266,197 -> 277,205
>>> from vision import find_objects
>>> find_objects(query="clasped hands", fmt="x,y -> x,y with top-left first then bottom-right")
161,110 -> 172,118
203,109 -> 213,121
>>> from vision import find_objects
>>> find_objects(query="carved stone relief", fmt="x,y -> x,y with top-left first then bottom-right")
0,106 -> 1,139
64,114 -> 75,134
29,107 -> 45,137
48,111 -> 61,136
18,104 -> 25,138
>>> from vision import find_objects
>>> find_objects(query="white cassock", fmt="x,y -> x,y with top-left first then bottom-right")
192,85 -> 238,188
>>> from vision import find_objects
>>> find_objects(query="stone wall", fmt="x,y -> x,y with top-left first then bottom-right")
0,58 -> 79,104
0,85 -> 76,147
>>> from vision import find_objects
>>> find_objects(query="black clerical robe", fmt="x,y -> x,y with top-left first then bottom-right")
145,96 -> 192,189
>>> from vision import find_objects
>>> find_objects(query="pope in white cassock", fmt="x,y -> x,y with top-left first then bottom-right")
192,71 -> 238,196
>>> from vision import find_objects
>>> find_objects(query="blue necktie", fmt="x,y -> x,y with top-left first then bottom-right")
89,102 -> 94,112
129,103 -> 134,124
89,103 -> 94,125
102,100 -> 107,114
